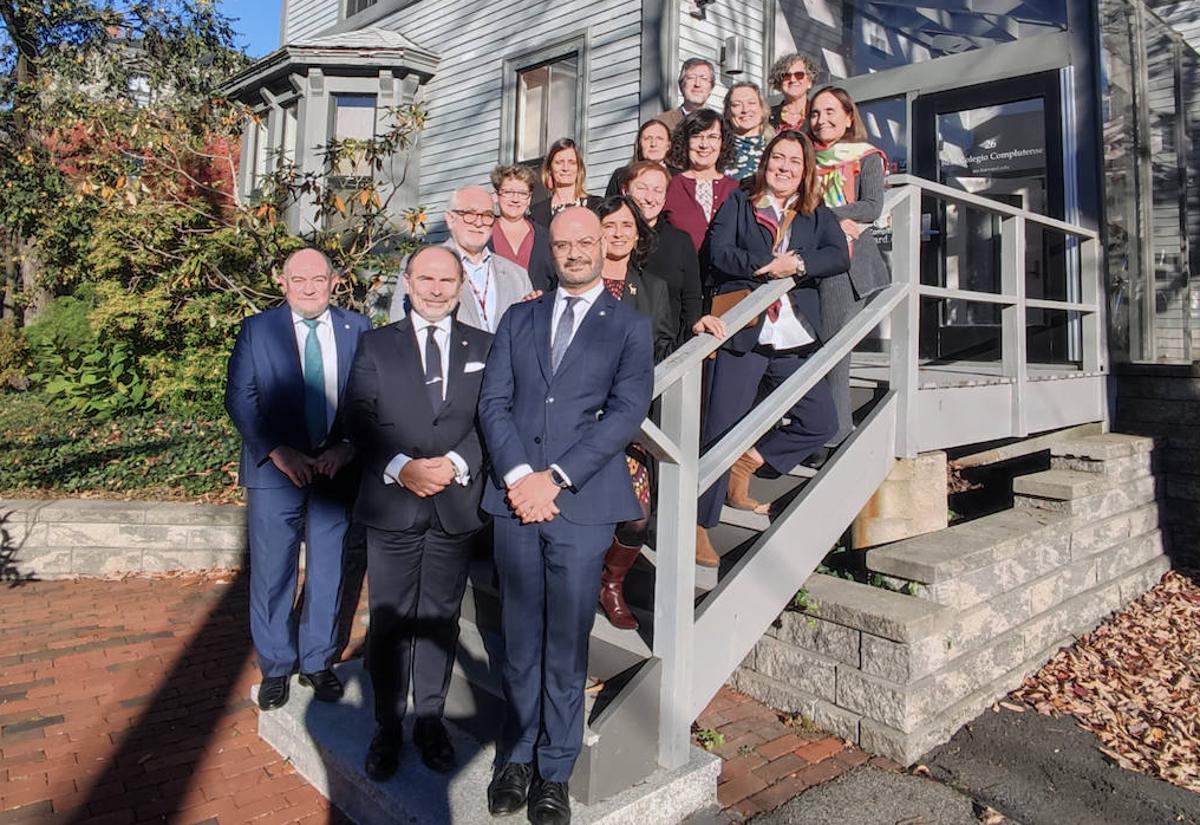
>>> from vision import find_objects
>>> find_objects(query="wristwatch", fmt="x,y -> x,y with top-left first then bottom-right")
550,468 -> 571,489
794,255 -> 807,276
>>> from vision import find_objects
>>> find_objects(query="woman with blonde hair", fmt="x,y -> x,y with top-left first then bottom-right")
530,138 -> 602,226
488,163 -> 557,291
723,81 -> 774,181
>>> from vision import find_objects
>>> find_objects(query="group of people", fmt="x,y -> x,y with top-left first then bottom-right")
223,52 -> 889,825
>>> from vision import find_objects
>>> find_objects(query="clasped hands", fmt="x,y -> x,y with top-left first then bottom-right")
269,443 -> 355,488
506,470 -> 561,525
396,456 -> 457,497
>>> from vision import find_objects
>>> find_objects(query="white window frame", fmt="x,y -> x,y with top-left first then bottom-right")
500,33 -> 589,165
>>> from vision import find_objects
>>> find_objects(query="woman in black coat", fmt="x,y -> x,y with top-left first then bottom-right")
594,195 -> 723,629
695,131 -> 849,564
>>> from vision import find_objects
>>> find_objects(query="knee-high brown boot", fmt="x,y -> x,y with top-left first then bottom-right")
599,540 -> 642,630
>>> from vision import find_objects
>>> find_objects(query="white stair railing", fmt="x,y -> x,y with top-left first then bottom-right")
636,176 -> 1105,772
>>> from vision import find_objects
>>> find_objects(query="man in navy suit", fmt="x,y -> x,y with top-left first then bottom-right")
478,208 -> 653,825
224,247 -> 372,711
344,245 -> 492,779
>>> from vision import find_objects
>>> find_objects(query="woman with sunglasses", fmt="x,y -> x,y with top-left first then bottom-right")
530,138 -> 602,228
694,131 -> 848,566
768,53 -> 818,131
606,118 -> 673,197
489,164 -> 557,292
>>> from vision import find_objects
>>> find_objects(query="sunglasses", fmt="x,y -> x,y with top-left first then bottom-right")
780,71 -> 809,82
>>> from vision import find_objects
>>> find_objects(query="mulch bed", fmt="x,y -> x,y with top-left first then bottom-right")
1011,569 -> 1200,791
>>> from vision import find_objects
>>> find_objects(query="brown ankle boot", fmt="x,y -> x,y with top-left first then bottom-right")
726,451 -> 769,514
695,526 -> 720,568
599,540 -> 642,630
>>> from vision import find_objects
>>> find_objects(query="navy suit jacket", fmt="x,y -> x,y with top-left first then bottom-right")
706,189 -> 850,355
345,317 -> 492,535
478,288 -> 654,526
224,303 -> 372,489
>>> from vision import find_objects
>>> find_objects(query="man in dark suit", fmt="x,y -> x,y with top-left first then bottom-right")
344,245 -> 493,779
478,208 -> 653,825
224,248 -> 372,711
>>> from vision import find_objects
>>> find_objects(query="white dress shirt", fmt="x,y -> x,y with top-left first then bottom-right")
462,249 -> 499,332
292,309 -> 338,438
382,314 -> 470,488
756,197 -> 816,350
502,281 -> 607,490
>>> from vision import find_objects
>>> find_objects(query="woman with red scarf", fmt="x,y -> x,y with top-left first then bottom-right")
809,86 -> 890,447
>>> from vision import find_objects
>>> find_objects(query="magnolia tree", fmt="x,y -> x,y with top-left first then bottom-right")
0,0 -> 426,417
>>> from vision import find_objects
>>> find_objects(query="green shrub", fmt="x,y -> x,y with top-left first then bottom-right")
0,319 -> 30,389
0,392 -> 239,500
25,292 -> 153,420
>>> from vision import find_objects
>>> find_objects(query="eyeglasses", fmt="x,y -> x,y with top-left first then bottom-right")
682,72 -> 713,84
550,237 -> 600,254
449,209 -> 496,226
497,189 -> 531,199
780,70 -> 808,82
689,134 -> 722,145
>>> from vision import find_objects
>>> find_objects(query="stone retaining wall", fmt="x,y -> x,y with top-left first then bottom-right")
0,498 -> 246,579
733,433 -> 1169,764
1114,362 -> 1200,561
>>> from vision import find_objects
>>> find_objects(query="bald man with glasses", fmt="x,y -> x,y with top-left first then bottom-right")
389,185 -> 535,332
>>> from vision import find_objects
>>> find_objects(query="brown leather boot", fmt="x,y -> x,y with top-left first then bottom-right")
695,526 -> 720,568
726,451 -> 770,514
599,540 -> 642,630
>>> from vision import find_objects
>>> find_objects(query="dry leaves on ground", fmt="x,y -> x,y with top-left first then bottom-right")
1012,570 -> 1200,791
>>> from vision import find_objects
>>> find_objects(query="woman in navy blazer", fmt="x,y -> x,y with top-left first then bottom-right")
695,130 -> 850,564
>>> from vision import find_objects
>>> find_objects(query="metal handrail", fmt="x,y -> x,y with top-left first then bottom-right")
887,173 -> 1099,239
639,173 -> 1106,776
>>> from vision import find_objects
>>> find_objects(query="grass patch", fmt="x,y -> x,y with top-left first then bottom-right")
0,391 -> 240,502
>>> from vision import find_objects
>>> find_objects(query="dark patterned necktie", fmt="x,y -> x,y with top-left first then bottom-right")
424,324 -> 443,410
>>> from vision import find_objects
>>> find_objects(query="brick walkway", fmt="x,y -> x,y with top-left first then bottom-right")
0,575 -> 887,824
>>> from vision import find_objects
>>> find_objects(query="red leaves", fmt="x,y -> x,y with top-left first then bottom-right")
1011,571 -> 1200,791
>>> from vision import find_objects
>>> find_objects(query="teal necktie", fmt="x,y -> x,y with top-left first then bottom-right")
302,318 -> 327,447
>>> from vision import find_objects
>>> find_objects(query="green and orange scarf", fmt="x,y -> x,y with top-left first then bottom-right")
813,141 -> 887,208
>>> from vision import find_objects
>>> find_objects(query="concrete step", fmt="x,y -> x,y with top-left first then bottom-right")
253,659 -> 720,824
1049,433 -> 1156,461
1011,469 -> 1110,501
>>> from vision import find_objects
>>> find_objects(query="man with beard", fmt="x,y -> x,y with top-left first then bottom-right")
345,245 -> 493,779
389,185 -> 534,332
478,207 -> 653,825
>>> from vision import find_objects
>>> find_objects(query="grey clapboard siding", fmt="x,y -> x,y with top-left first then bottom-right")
677,0 -> 768,105
284,0 -> 341,42
364,0 -> 642,229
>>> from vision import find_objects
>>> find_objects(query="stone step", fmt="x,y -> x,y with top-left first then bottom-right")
1014,473 -> 1161,521
1049,432 -> 1156,461
1011,469 -> 1110,501
1050,451 -> 1157,483
253,659 -> 720,824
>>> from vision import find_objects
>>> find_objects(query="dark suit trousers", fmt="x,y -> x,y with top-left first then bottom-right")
697,348 -> 838,528
366,506 -> 474,734
247,486 -> 348,678
492,515 -> 613,782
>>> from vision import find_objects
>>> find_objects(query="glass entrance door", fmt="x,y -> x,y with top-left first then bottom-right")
913,72 -> 1069,365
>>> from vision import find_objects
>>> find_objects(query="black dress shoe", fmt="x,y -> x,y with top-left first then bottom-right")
413,717 -> 455,773
528,777 -> 571,825
298,669 -> 343,703
365,728 -> 401,781
257,675 -> 289,711
487,761 -> 533,816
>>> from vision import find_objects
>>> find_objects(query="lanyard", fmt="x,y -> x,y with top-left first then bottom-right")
466,258 -> 492,328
